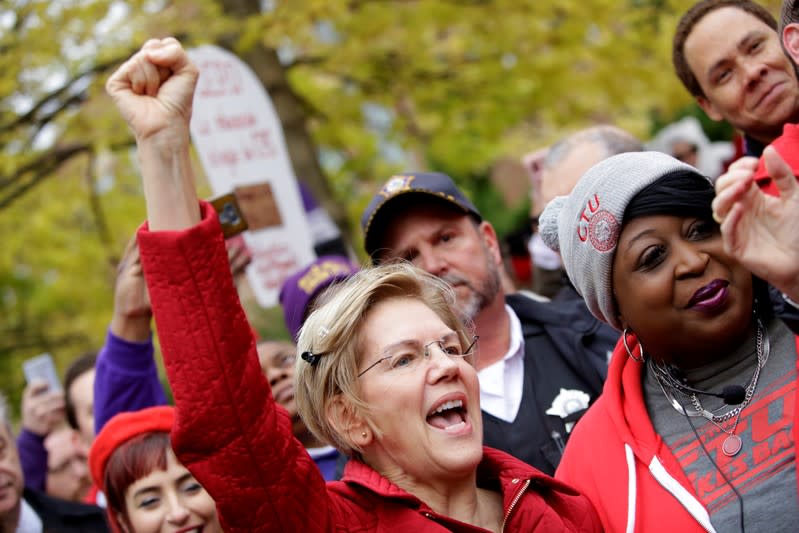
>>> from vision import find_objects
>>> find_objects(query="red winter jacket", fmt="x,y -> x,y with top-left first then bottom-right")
137,202 -> 602,533
557,330 -> 799,533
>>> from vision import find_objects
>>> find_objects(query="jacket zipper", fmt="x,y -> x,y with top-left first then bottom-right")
500,479 -> 530,532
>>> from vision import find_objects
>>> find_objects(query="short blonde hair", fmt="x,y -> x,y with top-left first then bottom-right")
294,262 -> 473,457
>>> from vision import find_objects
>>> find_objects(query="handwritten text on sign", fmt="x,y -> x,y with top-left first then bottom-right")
188,45 -> 314,308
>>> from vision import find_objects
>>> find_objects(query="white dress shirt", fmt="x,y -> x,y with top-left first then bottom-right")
16,497 -> 42,533
477,305 -> 525,422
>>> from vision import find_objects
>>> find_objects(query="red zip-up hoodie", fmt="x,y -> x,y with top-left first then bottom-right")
557,331 -> 799,533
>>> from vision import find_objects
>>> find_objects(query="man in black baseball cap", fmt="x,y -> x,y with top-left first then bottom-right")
363,173 -> 482,256
361,172 -> 614,475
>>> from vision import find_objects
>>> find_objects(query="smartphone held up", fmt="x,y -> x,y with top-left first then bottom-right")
22,353 -> 62,393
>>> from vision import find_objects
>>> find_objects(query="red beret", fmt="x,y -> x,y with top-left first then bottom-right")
89,406 -> 175,492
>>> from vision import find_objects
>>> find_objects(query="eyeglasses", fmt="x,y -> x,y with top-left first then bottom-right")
357,335 -> 478,378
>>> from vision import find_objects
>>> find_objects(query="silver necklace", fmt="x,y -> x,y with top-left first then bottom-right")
703,407 -> 747,457
650,317 -> 769,457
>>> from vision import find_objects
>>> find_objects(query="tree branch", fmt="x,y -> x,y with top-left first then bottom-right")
0,144 -> 91,209
0,55 -> 128,134
0,138 -> 135,210
0,331 -> 92,359
85,150 -> 114,254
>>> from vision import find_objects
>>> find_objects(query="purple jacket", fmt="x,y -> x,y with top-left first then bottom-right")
93,329 -> 167,434
17,429 -> 47,491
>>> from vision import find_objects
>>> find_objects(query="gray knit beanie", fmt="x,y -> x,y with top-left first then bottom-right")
538,151 -> 697,330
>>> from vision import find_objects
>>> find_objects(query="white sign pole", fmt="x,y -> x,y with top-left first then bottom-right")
187,45 -> 315,307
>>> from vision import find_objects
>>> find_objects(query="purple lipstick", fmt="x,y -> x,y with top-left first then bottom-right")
686,279 -> 730,311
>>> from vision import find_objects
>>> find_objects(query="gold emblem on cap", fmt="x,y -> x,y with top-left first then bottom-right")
379,175 -> 415,199
298,261 -> 354,295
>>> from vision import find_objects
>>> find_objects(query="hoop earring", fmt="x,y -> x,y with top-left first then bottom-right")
622,328 -> 645,363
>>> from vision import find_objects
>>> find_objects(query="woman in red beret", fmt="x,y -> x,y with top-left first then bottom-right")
89,406 -> 222,533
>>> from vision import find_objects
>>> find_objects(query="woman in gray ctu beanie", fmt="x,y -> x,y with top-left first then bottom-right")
541,150 -> 798,533
538,151 -> 708,330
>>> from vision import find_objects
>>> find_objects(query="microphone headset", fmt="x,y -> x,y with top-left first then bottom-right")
650,338 -> 758,532
675,394 -> 745,533
665,365 -> 746,530
667,366 -> 746,405
677,383 -> 746,405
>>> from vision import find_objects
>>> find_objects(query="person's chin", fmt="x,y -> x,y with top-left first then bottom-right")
283,399 -> 297,416
77,484 -> 93,501
0,490 -> 19,514
756,85 -> 799,124
427,418 -> 483,462
454,292 -> 480,319
432,440 -> 483,473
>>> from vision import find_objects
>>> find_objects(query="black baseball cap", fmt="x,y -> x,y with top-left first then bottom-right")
360,172 -> 482,259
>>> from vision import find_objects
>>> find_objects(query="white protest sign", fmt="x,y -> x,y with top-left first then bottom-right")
187,45 -> 315,307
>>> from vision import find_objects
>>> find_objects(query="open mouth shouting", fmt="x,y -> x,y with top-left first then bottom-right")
426,394 -> 472,436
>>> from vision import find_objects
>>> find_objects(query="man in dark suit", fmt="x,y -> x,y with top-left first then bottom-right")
0,393 -> 107,533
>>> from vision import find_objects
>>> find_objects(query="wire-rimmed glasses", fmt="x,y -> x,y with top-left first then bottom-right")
357,335 -> 479,378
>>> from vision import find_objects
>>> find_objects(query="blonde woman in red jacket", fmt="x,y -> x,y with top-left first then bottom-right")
539,150 -> 799,532
106,38 -> 601,533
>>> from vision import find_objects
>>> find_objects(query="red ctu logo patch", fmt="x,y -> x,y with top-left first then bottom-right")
577,194 -> 620,252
